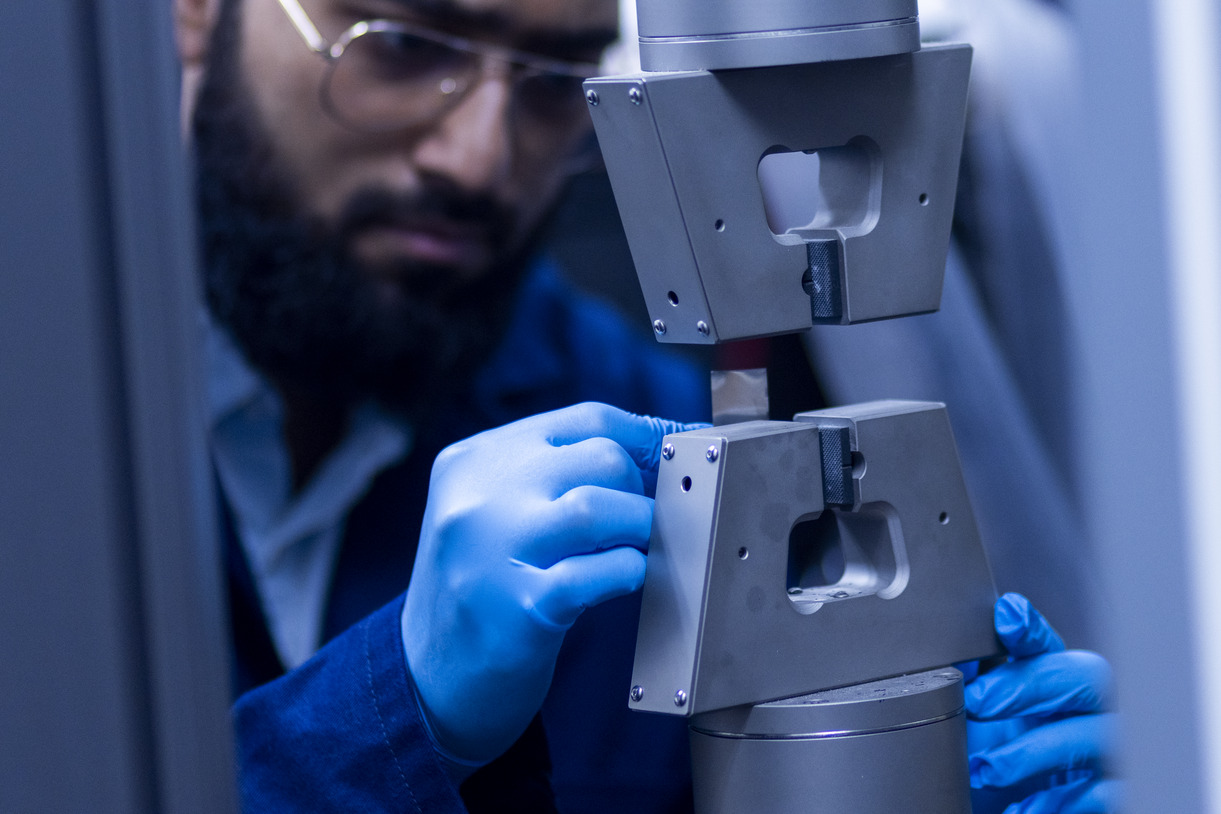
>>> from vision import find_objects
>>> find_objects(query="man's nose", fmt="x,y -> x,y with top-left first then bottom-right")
410,65 -> 515,192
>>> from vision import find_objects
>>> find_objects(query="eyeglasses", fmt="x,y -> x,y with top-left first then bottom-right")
274,0 -> 602,138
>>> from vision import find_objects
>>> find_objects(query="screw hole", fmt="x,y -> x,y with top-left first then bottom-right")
738,547 -> 749,560
681,476 -> 692,492
938,512 -> 949,524
667,291 -> 679,306
919,193 -> 929,206
714,219 -> 725,232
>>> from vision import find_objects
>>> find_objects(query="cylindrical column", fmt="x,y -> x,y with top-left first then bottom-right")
636,0 -> 920,71
688,669 -> 971,814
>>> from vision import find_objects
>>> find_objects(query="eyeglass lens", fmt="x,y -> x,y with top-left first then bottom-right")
322,26 -> 592,135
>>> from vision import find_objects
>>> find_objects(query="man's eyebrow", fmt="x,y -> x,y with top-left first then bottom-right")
383,0 -> 511,31
383,0 -> 618,59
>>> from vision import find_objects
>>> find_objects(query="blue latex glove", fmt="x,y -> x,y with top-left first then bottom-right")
966,593 -> 1121,813
401,402 -> 700,768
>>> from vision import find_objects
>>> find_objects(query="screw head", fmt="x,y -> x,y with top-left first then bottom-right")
696,321 -> 710,336
653,319 -> 667,336
674,690 -> 687,707
629,87 -> 643,105
705,446 -> 719,463
630,685 -> 644,702
662,443 -> 675,460
585,89 -> 600,106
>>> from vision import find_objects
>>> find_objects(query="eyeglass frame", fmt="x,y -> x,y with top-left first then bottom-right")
273,0 -> 605,135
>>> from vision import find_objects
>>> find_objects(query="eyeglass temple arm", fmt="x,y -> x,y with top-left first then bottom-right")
276,0 -> 329,54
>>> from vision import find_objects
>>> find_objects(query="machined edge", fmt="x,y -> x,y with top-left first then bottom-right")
640,19 -> 920,71
639,17 -> 918,47
690,707 -> 964,741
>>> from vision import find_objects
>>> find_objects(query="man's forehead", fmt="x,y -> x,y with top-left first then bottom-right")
383,0 -> 619,41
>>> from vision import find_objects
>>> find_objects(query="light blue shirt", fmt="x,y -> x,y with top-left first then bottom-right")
207,323 -> 412,669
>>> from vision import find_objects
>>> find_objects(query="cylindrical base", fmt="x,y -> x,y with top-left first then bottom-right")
689,669 -> 971,814
636,0 -> 920,71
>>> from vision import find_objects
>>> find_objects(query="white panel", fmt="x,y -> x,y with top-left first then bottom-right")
1153,0 -> 1221,809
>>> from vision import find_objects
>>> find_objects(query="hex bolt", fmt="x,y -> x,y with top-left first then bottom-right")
674,690 -> 688,707
705,446 -> 719,463
653,320 -> 667,336
630,685 -> 644,702
585,89 -> 600,106
696,321 -> 710,336
662,443 -> 675,460
629,87 -> 643,105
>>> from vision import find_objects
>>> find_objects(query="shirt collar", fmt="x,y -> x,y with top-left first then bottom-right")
205,316 -> 268,426
204,315 -> 413,564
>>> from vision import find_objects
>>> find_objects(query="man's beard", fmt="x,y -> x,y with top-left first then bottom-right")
191,3 -> 533,420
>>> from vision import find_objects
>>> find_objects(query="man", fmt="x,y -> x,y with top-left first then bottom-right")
177,0 -> 704,809
174,0 -> 1115,810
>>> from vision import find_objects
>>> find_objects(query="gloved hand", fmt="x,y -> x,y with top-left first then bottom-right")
966,593 -> 1121,813
401,402 -> 700,769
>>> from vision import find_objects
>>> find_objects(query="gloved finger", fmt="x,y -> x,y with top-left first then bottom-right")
543,402 -> 701,479
996,593 -> 1066,658
1004,777 -> 1122,813
547,436 -> 646,497
525,486 -> 654,566
970,713 -> 1115,790
957,659 -> 981,683
966,650 -> 1111,719
525,546 -> 648,629
967,716 -> 1034,757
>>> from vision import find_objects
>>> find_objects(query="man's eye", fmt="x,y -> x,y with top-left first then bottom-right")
353,30 -> 469,80
529,72 -> 585,93
517,72 -> 587,114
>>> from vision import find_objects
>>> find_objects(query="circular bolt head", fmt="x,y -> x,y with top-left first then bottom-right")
696,321 -> 710,336
585,89 -> 600,106
630,685 -> 644,702
629,87 -> 643,105
674,690 -> 688,707
653,319 -> 667,336
662,443 -> 675,460
705,446 -> 719,463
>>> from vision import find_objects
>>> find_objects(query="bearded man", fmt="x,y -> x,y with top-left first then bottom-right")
176,0 -> 705,810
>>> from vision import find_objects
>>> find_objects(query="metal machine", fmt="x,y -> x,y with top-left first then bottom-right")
584,2 -> 1002,811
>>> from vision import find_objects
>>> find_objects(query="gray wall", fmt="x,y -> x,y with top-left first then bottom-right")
0,2 -> 236,811
1066,0 -> 1221,809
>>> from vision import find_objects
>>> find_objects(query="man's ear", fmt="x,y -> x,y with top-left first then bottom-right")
174,0 -> 224,137
174,0 -> 222,68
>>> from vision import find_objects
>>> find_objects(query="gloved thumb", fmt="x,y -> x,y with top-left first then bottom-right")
543,403 -> 708,496
995,592 -> 1066,658
524,546 -> 649,629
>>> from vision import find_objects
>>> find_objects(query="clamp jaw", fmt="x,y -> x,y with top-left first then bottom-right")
585,47 -> 971,342
585,2 -> 970,342
629,401 -> 999,718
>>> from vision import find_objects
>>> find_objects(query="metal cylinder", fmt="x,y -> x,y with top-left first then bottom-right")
635,0 -> 920,71
688,668 -> 971,814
